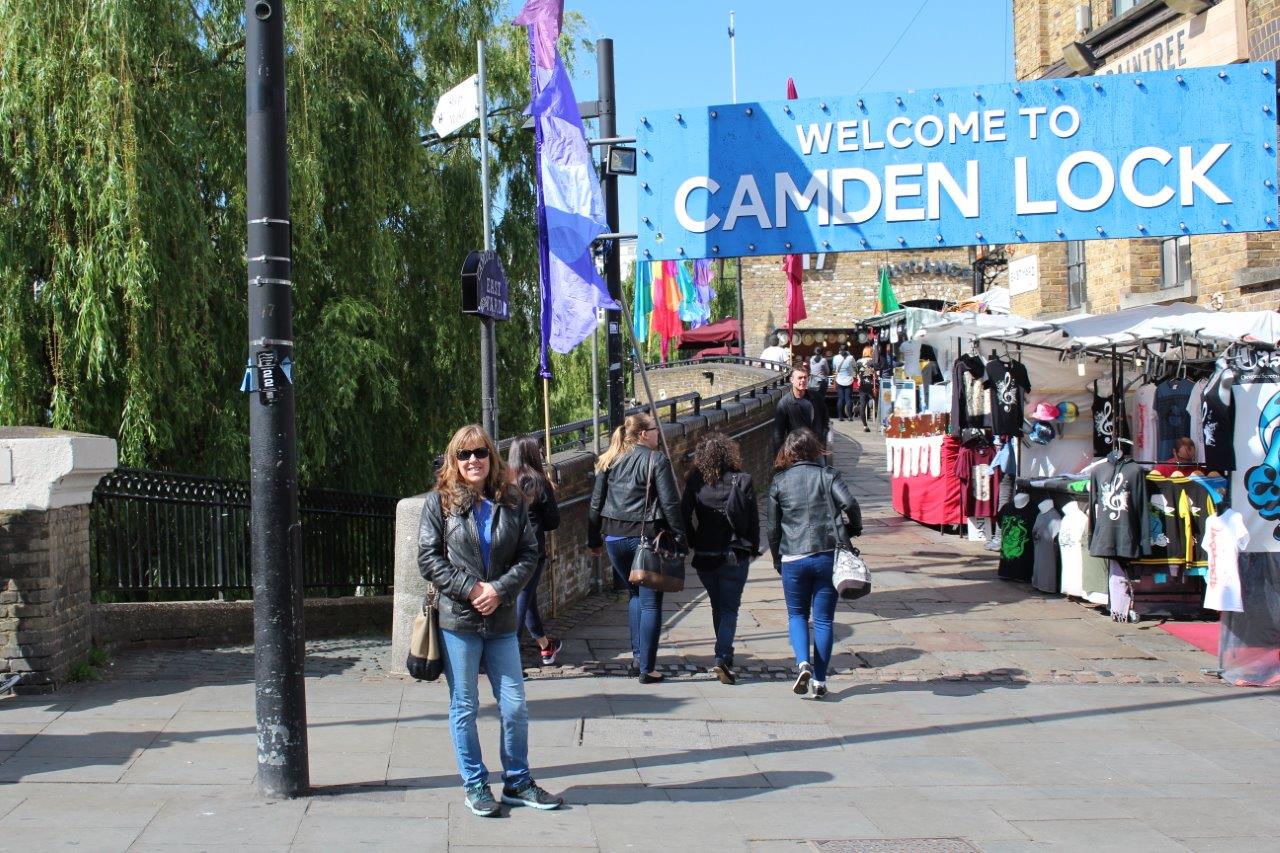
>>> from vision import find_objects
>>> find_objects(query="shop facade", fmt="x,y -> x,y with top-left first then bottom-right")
1009,0 -> 1280,316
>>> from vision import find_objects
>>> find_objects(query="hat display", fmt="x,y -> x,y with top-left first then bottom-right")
1027,421 -> 1056,445
1058,402 -> 1079,423
1031,402 -> 1060,422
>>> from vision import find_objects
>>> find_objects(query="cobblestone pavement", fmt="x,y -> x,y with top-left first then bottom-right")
4,421 -> 1278,851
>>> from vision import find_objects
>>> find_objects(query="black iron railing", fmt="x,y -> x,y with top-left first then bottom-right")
90,469 -> 396,598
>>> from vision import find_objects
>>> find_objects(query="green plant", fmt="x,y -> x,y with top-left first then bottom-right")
66,661 -> 101,683
86,647 -> 111,668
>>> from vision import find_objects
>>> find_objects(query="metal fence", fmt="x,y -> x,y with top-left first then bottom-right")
90,468 -> 397,599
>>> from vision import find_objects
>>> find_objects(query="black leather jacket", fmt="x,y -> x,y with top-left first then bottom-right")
766,461 -> 862,569
587,446 -> 687,548
417,488 -> 539,636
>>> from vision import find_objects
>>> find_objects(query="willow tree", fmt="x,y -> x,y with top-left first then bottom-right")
0,0 -> 590,494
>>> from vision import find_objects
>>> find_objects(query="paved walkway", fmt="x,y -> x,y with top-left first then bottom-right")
2,422 -> 1278,851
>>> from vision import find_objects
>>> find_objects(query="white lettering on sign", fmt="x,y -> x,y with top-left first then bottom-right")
1007,254 -> 1039,296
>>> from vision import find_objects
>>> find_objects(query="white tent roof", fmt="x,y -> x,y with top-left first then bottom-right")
970,303 -> 1280,351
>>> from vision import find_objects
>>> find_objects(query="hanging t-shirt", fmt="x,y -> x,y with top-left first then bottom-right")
1131,383 -> 1158,463
949,355 -> 987,436
997,498 -> 1038,582
985,358 -> 1031,437
1203,508 -> 1249,612
1154,377 -> 1193,461
1059,502 -> 1106,602
1091,386 -> 1125,457
955,442 -> 996,519
1088,455 -> 1150,559
1187,378 -> 1207,463
1229,375 -> 1280,551
1201,370 -> 1236,472
1031,506 -> 1063,593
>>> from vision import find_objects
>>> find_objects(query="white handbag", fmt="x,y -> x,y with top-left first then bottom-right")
833,546 -> 871,600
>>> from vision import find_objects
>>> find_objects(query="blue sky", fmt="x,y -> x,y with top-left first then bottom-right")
505,1 -> 1016,233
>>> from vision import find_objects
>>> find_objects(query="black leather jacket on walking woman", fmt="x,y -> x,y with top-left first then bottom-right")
520,476 -> 560,557
587,445 -> 687,549
417,487 -> 540,636
765,461 -> 862,570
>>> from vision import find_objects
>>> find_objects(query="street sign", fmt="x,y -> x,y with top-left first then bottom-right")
636,63 -> 1280,261
432,74 -> 479,139
460,250 -> 509,320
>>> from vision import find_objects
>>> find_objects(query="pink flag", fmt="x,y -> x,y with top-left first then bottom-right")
783,77 -> 806,339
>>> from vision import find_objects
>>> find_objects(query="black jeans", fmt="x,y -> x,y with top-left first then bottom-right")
515,557 -> 546,641
695,551 -> 749,664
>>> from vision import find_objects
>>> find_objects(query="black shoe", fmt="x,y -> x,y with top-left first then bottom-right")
465,784 -> 500,817
813,681 -> 828,699
712,660 -> 737,685
627,665 -> 640,678
864,426 -> 871,433
501,779 -> 564,811
792,663 -> 812,695
639,670 -> 665,684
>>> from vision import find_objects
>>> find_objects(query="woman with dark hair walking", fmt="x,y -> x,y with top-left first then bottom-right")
681,433 -> 760,685
766,428 -> 862,699
507,436 -> 563,666
588,413 -> 687,683
417,424 -> 563,817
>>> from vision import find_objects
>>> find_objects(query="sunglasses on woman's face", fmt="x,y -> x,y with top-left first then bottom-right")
455,447 -> 490,461
643,426 -> 658,433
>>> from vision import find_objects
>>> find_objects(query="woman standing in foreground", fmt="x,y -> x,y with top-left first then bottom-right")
681,433 -> 760,685
766,428 -> 862,699
507,436 -> 563,665
417,425 -> 563,817
588,413 -> 687,683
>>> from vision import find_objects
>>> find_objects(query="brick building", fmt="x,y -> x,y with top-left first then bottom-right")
739,248 -> 994,355
1008,0 -> 1280,316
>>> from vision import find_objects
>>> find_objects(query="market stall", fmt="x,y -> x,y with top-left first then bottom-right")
913,304 -> 1280,685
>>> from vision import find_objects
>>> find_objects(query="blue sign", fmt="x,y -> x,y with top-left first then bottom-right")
636,63 -> 1279,261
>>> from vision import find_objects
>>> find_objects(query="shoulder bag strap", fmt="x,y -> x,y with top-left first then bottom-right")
642,451 -> 656,536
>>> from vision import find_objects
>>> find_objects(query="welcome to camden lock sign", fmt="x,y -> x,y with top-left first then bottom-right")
636,63 -> 1280,262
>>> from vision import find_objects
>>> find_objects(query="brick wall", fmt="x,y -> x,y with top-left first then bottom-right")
0,505 -> 92,693
637,363 -> 780,404
740,249 -> 987,354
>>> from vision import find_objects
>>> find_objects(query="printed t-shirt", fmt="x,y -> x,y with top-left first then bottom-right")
1201,370 -> 1235,472
1031,507 -> 1063,594
1203,508 -> 1249,612
1092,388 -> 1124,457
1154,377 -> 1193,461
997,499 -> 1038,582
1131,384 -> 1158,462
1088,456 -> 1149,559
955,442 -> 996,519
985,358 -> 1031,437
1188,378 -> 1206,463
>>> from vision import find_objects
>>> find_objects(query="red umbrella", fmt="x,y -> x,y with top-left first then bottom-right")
782,77 -> 807,340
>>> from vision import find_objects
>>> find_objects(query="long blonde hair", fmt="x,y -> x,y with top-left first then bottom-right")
435,424 -> 518,514
595,413 -> 655,472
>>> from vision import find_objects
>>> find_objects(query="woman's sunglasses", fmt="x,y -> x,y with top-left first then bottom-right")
455,447 -> 490,461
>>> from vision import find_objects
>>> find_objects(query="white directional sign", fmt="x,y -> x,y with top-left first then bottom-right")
432,74 -> 480,139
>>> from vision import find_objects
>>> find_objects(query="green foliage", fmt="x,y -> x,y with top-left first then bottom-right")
0,1 -> 593,495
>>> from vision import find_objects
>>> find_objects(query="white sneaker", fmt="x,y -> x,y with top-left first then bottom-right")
984,535 -> 1002,552
792,663 -> 812,695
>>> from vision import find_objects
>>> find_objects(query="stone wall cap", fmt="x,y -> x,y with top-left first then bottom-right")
0,430 -> 118,511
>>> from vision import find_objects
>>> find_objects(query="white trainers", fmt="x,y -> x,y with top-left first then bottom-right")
984,534 -> 1002,553
792,663 -> 813,695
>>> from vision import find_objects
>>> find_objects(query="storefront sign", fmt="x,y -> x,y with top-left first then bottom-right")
636,63 -> 1277,261
1101,0 -> 1247,75
460,250 -> 510,321
886,258 -> 972,279
1007,255 -> 1040,296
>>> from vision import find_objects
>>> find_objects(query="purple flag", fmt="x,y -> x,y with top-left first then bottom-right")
517,1 -> 617,377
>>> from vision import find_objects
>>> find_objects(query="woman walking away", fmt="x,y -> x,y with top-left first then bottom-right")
507,436 -> 563,665
681,433 -> 760,685
588,413 -> 687,684
418,425 -> 563,817
766,428 -> 862,699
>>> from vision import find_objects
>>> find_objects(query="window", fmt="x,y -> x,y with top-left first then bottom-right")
1114,0 -> 1142,16
1066,241 -> 1087,309
1160,235 -> 1192,290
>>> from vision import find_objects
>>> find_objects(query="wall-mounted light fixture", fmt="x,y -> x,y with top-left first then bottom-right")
1062,41 -> 1100,74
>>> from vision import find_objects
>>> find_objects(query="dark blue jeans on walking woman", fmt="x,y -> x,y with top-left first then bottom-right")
780,552 -> 837,681
604,536 -> 662,674
695,551 -> 749,665
836,383 -> 854,419
515,558 -> 546,641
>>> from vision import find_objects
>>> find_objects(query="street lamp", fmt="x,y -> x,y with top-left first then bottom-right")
604,145 -> 637,176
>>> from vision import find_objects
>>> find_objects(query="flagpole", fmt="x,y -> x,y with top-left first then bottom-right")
729,11 -> 737,104
478,38 -> 498,439
728,12 -> 747,360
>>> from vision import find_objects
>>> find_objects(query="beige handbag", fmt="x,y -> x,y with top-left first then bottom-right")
406,584 -> 443,681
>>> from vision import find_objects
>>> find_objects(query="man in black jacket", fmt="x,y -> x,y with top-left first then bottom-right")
773,363 -> 831,455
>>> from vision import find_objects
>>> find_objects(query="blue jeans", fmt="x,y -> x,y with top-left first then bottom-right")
695,552 -> 749,664
440,629 -> 530,790
781,553 -> 837,681
516,558 -> 546,641
836,384 -> 854,419
604,537 -> 663,673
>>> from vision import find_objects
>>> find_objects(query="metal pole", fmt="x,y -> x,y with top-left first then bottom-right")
591,308 -> 602,453
245,0 -> 308,799
735,258 -> 746,357
598,38 -> 625,435
478,39 -> 498,438
729,11 -> 737,104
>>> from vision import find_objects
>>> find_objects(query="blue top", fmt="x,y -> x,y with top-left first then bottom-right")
473,498 -> 495,572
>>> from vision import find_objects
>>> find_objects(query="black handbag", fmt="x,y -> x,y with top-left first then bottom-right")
406,585 -> 444,681
628,455 -> 686,592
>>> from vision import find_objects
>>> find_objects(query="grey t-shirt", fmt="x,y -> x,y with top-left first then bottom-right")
1031,506 -> 1063,594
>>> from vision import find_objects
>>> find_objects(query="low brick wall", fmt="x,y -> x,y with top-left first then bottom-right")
390,387 -> 784,671
636,362 -> 780,406
91,596 -> 392,652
